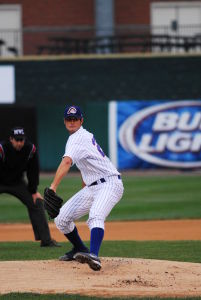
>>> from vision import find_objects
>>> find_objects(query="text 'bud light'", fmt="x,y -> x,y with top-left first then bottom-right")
119,101 -> 201,168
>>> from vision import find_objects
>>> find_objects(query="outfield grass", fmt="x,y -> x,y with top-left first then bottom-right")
0,173 -> 201,222
0,240 -> 201,263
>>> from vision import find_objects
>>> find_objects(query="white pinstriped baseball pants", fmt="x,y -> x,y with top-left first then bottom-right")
55,176 -> 124,234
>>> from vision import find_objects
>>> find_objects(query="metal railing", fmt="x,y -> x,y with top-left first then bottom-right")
0,24 -> 201,57
36,34 -> 201,55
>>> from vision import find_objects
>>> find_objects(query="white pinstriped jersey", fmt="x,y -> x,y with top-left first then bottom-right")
63,126 -> 120,186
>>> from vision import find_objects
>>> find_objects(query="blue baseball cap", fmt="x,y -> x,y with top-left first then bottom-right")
64,105 -> 83,120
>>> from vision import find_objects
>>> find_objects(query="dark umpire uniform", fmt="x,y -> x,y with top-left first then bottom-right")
0,127 -> 60,247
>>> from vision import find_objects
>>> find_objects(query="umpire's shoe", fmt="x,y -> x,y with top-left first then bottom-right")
74,252 -> 102,271
59,247 -> 89,261
40,239 -> 61,247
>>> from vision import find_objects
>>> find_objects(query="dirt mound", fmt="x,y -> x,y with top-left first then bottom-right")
1,220 -> 201,297
1,258 -> 201,297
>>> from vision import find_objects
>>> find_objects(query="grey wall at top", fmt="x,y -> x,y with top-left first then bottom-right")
95,0 -> 114,37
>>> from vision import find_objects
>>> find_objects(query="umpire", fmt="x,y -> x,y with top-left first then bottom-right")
0,126 -> 60,247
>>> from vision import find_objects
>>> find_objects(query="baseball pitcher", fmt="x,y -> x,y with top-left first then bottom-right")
44,105 -> 124,270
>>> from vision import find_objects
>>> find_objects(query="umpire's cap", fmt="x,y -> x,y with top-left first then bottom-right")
10,126 -> 26,139
64,105 -> 83,120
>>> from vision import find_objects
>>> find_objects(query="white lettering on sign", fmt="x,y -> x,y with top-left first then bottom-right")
138,133 -> 201,153
119,101 -> 201,168
153,112 -> 201,131
153,113 -> 178,131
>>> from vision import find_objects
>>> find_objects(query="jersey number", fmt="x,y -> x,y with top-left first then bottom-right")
92,136 -> 105,157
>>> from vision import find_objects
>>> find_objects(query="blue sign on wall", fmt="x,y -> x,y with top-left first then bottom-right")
109,100 -> 201,169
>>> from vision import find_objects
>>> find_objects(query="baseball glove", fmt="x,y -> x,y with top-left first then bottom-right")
44,187 -> 63,219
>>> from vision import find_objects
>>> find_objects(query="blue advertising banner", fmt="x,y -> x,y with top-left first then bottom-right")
109,100 -> 201,169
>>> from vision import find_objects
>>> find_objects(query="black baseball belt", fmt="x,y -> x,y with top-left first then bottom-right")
89,175 -> 121,187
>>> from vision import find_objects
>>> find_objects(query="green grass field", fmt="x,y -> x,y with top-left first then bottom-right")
1,240 -> 201,263
0,172 -> 201,300
0,172 -> 201,222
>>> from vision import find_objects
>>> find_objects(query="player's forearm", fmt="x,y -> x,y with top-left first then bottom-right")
50,157 -> 71,192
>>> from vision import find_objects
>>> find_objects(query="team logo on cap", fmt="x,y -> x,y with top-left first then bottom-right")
14,129 -> 24,135
67,107 -> 77,115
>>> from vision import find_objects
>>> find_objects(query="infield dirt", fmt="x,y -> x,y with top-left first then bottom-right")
1,220 -> 201,298
1,219 -> 201,241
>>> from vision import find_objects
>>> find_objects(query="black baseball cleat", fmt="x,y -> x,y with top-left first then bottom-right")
40,239 -> 61,247
59,247 -> 89,261
74,252 -> 102,271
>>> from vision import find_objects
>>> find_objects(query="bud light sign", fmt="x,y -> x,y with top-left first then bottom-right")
109,100 -> 201,169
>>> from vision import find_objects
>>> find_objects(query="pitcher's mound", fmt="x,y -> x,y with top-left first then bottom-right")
1,257 -> 201,297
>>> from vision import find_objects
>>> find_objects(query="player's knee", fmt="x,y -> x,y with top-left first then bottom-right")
54,214 -> 74,233
54,214 -> 64,229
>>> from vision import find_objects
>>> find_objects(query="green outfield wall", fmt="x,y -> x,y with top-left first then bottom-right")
37,102 -> 108,170
1,54 -> 201,170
